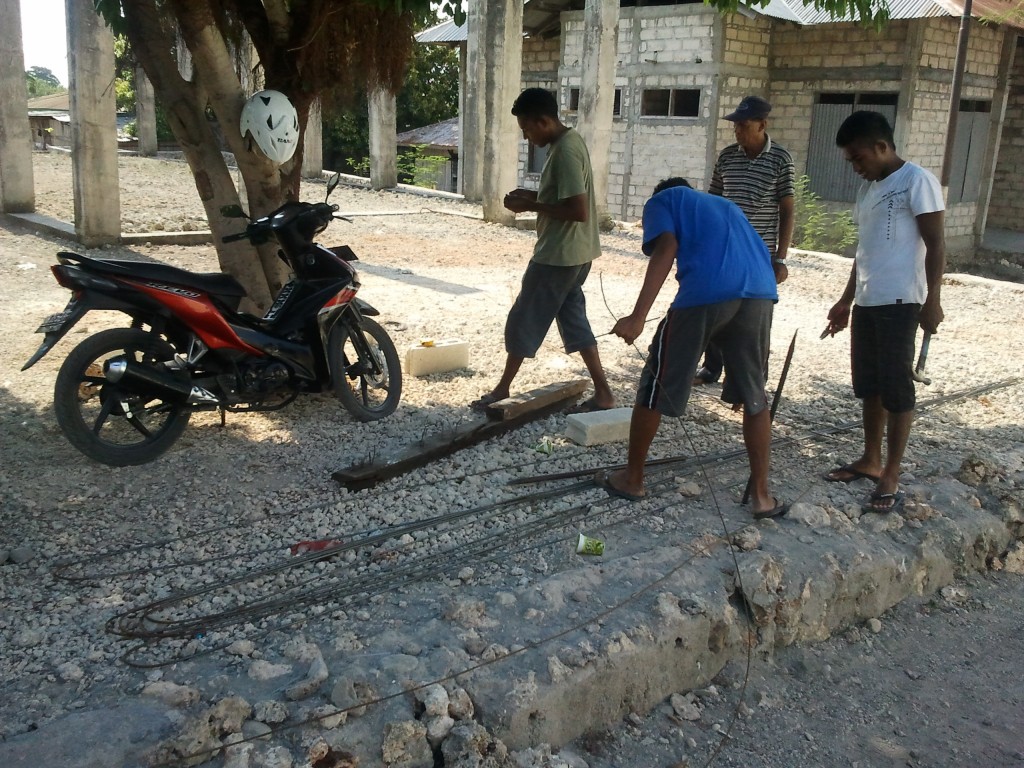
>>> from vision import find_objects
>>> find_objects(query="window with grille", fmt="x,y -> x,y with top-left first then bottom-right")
640,88 -> 701,118
567,87 -> 623,117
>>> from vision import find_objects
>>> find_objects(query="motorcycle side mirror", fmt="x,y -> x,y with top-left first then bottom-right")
220,204 -> 250,219
325,172 -> 341,201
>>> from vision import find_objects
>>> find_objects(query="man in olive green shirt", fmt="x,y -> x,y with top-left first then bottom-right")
471,88 -> 614,412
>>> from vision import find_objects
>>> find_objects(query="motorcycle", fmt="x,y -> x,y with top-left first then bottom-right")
22,174 -> 402,466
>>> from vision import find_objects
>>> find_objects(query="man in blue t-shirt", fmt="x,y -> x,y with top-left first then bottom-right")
596,178 -> 786,520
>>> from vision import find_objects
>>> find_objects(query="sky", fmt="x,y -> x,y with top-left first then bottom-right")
19,0 -> 69,86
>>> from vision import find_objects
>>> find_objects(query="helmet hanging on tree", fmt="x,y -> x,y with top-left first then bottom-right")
240,89 -> 299,164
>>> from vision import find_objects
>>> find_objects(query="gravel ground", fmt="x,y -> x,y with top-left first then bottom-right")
1,151 -> 1023,767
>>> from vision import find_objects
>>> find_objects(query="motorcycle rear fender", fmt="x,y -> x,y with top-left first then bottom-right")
21,290 -> 158,371
355,297 -> 379,316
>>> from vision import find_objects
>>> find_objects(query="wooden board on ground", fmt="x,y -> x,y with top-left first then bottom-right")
332,380 -> 587,491
485,379 -> 587,421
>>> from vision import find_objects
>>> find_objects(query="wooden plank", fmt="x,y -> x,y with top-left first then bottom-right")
485,379 -> 588,421
332,380 -> 587,491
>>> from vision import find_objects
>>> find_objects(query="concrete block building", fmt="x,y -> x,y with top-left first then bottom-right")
420,0 -> 1024,260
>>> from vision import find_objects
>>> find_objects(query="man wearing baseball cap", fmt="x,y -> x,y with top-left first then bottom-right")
693,95 -> 795,386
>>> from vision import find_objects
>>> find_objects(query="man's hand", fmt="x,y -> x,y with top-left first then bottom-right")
503,188 -> 537,213
612,314 -> 645,345
919,299 -> 944,334
773,261 -> 789,285
824,300 -> 851,337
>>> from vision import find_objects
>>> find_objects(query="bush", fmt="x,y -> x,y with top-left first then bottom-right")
792,175 -> 857,255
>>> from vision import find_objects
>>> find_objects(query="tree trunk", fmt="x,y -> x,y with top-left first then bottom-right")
122,0 -> 289,313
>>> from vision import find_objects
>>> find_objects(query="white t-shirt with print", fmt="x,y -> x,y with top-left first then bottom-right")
853,161 -> 944,307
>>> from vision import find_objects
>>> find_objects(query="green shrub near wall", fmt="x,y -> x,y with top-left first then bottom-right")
793,175 -> 857,255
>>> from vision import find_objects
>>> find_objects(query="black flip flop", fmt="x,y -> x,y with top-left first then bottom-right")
823,463 -> 881,483
594,469 -> 645,502
862,489 -> 905,515
469,393 -> 501,412
752,497 -> 789,520
568,397 -> 613,415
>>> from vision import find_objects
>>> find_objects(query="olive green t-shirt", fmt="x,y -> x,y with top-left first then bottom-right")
532,129 -> 601,267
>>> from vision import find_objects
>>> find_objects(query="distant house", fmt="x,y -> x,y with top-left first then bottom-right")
396,117 -> 460,192
420,0 -> 1024,259
27,92 -> 71,149
27,91 -> 139,150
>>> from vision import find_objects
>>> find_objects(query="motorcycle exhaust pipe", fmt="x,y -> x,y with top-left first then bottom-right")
104,358 -> 220,405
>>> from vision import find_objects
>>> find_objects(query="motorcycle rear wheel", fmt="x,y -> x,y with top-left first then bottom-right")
54,328 -> 191,466
328,317 -> 402,422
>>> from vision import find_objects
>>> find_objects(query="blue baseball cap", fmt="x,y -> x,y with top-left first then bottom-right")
725,96 -> 772,122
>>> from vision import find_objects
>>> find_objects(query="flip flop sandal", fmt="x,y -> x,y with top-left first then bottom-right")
861,490 -> 906,515
594,469 -> 645,502
567,397 -> 613,415
823,463 -> 881,483
752,497 -> 790,520
469,393 -> 502,412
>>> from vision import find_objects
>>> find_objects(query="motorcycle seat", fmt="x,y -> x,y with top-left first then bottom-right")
57,251 -> 247,298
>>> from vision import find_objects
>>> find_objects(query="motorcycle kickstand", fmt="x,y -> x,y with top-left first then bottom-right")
219,407 -> 227,427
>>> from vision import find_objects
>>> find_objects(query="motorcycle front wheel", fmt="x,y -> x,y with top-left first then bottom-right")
328,316 -> 402,422
53,328 -> 191,466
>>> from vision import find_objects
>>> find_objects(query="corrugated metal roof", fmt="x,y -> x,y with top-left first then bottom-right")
415,19 -> 466,44
416,0 -> 1023,44
753,0 -> 944,25
933,0 -> 1024,28
396,117 -> 459,149
753,0 -> 1022,26
27,92 -> 70,111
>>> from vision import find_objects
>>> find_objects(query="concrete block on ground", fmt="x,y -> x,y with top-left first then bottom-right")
564,407 -> 633,446
405,339 -> 469,377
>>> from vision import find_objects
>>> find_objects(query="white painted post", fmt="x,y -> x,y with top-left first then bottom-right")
67,0 -> 120,245
368,86 -> 397,189
462,7 -> 486,202
0,0 -> 35,213
302,100 -> 323,179
135,65 -> 158,156
480,0 -> 523,225
576,0 -> 619,221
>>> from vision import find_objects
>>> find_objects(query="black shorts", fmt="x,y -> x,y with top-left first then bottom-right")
504,261 -> 597,358
850,303 -> 920,413
636,299 -> 773,417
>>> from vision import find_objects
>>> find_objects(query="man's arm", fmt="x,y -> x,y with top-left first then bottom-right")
916,210 -> 945,334
612,232 -> 676,344
504,191 -> 588,222
773,194 -> 795,284
825,260 -> 857,336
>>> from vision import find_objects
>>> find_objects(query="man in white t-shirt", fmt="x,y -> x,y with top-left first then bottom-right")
822,111 -> 945,514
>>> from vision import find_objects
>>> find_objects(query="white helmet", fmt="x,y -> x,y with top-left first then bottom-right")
240,89 -> 298,164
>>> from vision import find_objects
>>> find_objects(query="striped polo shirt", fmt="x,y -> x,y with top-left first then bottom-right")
708,135 -> 795,255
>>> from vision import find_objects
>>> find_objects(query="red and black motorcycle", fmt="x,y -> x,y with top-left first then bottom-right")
22,176 -> 402,466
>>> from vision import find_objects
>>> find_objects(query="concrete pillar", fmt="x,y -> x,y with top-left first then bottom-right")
479,0 -> 523,224
67,0 -> 120,245
973,29 -> 1017,246
457,41 -> 468,196
0,0 -> 35,213
576,0 -> 618,221
135,65 -> 158,156
462,8 -> 486,202
302,100 -> 323,179
368,86 -> 397,189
